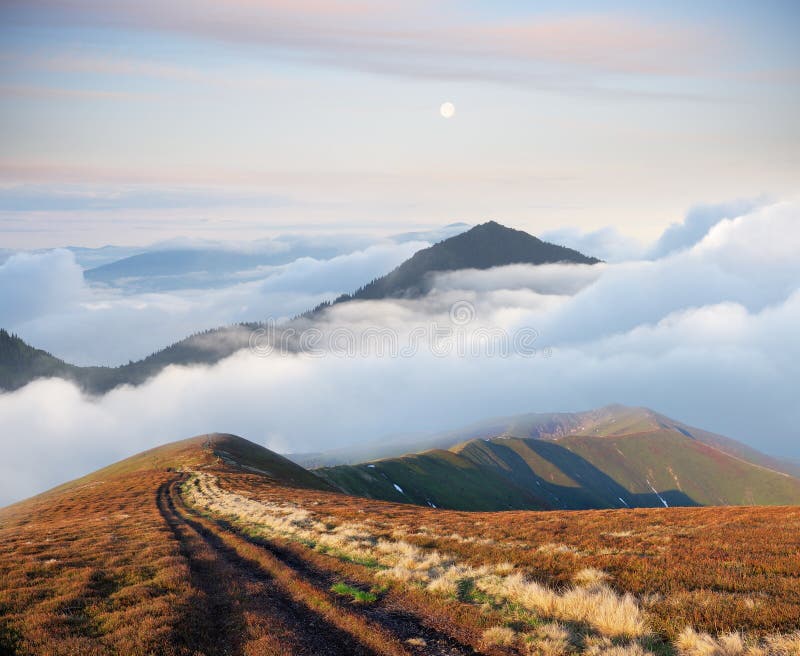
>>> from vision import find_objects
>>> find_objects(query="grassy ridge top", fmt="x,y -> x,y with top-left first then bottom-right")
1,433 -> 332,513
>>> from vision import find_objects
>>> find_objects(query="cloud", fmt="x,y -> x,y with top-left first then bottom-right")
1,200 -> 799,505
540,226 -> 644,262
1,239 -> 427,364
539,198 -> 773,264
2,2 -> 721,93
0,250 -> 84,325
432,263 -> 603,297
647,197 -> 768,258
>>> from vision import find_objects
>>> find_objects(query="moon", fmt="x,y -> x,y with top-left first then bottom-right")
439,102 -> 455,119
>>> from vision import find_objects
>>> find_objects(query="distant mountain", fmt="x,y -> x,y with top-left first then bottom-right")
82,225 -> 472,293
293,405 -> 800,478
83,247 -> 346,292
315,406 -> 800,510
2,221 -> 597,393
319,221 -> 600,307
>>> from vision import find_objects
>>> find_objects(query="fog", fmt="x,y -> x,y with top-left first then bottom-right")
1,201 -> 798,504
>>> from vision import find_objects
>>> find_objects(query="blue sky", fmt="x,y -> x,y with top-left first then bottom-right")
1,0 -> 798,247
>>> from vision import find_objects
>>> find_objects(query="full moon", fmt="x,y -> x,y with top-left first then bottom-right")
440,102 -> 455,119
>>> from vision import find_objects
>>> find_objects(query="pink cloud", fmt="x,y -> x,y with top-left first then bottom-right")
6,1 -> 723,81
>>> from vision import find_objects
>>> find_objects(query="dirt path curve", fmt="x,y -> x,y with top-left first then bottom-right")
168,477 -> 481,656
158,479 -> 383,655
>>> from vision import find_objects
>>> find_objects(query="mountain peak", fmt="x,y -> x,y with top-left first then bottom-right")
333,220 -> 600,303
465,220 -> 538,239
476,219 -> 515,229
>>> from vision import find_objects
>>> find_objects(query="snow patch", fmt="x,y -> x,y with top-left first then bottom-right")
392,483 -> 404,494
618,496 -> 630,508
646,479 -> 669,507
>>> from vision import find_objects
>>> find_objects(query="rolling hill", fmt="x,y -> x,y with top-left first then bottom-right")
290,405 -> 800,477
0,221 -> 598,393
316,406 -> 800,510
3,432 -> 800,655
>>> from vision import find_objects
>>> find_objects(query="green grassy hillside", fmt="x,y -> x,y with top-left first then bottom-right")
296,405 -> 800,480
318,427 -> 800,511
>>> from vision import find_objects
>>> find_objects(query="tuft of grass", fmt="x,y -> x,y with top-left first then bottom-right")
330,582 -> 378,604
481,626 -> 518,647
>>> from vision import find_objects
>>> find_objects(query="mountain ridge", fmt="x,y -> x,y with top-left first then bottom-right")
315,406 -> 800,510
289,404 -> 800,479
0,221 -> 598,393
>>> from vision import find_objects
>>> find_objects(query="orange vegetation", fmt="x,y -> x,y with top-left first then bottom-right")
2,456 -> 799,655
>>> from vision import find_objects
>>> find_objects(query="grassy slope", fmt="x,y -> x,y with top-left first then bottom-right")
319,428 -> 800,511
5,434 -> 800,654
316,447 -> 549,511
299,405 -> 800,481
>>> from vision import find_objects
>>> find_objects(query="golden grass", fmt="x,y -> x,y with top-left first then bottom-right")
676,629 -> 800,656
481,625 -> 518,647
186,471 -> 649,639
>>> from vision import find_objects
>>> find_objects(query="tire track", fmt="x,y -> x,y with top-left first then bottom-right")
171,480 -> 480,656
158,480 -> 245,655
158,478 -> 381,655
250,537 -> 481,656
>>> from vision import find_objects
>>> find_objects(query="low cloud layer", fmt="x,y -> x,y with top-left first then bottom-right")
1,200 -> 799,504
0,238 -> 428,365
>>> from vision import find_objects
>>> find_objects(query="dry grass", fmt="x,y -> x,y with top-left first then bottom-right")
0,471 -> 195,655
475,573 -> 646,638
481,626 -> 518,647
573,567 -> 610,587
676,629 -> 800,656
199,468 -> 800,653
217,468 -> 800,637
3,456 -> 800,656
186,471 -> 649,639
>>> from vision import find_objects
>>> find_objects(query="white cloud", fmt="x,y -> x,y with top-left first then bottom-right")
0,250 -> 85,326
646,197 -> 768,258
1,200 -> 799,505
2,239 -> 427,364
540,226 -> 644,263
432,263 -> 604,296
539,198 -> 774,265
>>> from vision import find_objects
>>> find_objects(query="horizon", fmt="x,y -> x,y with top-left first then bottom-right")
1,2 -> 799,506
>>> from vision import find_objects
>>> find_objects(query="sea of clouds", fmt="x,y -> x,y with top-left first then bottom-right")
1,200 -> 798,504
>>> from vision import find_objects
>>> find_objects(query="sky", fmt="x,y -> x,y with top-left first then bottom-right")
0,2 -> 799,504
1,1 -> 799,247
